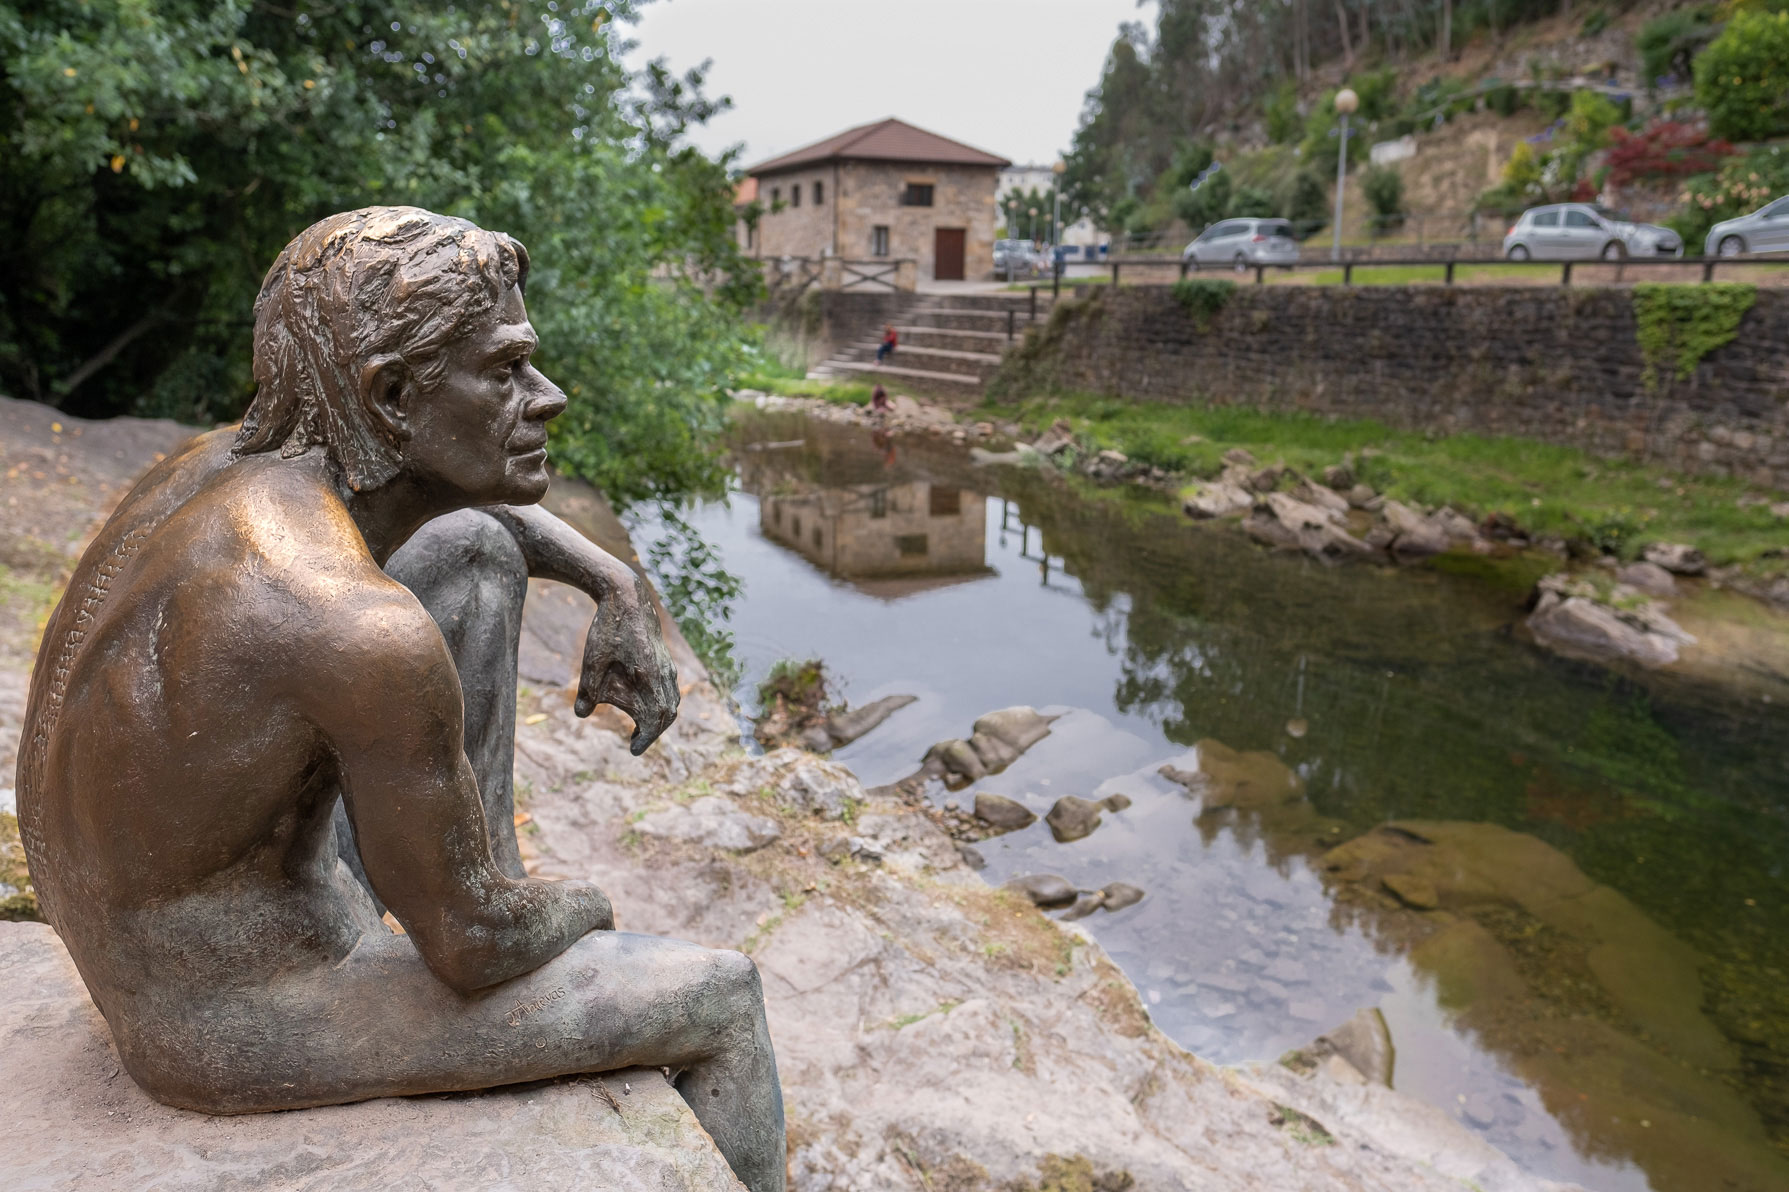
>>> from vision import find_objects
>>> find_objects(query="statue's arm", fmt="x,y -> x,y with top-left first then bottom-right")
311,595 -> 613,992
481,503 -> 680,754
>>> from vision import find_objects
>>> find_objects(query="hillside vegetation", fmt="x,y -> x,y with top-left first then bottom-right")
1063,0 -> 1789,251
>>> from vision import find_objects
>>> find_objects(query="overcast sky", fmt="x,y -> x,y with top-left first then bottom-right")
623,0 -> 1155,170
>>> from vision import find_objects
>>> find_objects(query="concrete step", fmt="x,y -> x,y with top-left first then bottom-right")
890,326 -> 1018,352
906,309 -> 1021,332
845,344 -> 1001,379
820,360 -> 982,387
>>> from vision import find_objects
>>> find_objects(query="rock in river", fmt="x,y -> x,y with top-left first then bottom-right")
1004,873 -> 1078,908
973,792 -> 1037,831
1045,795 -> 1106,843
824,694 -> 918,747
1100,882 -> 1145,911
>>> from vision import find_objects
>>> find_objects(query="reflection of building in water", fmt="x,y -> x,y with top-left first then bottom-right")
760,479 -> 991,597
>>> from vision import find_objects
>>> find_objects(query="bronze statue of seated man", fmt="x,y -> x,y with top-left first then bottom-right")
15,207 -> 783,1191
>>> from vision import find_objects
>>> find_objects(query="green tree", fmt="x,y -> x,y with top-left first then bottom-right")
0,0 -> 759,506
1360,164 -> 1405,232
1282,168 -> 1329,236
1693,8 -> 1789,141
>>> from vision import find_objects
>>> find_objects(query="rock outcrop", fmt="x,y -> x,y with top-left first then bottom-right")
0,922 -> 745,1192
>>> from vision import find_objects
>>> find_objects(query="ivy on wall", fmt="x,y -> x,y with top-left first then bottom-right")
1170,279 -> 1236,329
1632,283 -> 1756,388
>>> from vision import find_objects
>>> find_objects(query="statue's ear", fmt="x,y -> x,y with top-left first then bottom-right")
358,355 -> 411,442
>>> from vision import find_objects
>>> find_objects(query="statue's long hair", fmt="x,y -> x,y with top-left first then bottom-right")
236,207 -> 530,491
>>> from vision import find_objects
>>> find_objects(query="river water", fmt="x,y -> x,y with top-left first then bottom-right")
634,407 -> 1789,1192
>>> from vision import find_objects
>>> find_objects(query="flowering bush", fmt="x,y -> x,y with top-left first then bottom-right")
1665,145 -> 1789,247
1692,9 -> 1789,142
1606,122 -> 1735,187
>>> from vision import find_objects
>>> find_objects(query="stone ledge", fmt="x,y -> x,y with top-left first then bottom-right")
0,921 -> 744,1192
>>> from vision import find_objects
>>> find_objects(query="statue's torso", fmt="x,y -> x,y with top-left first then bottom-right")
17,432 -> 388,1011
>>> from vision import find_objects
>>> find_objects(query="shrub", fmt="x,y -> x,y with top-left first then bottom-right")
1486,83 -> 1523,117
1283,169 -> 1330,235
1636,7 -> 1716,88
1229,185 -> 1276,218
1361,165 -> 1406,232
1666,144 -> 1789,248
1580,6 -> 1613,37
1606,121 -> 1735,187
1170,279 -> 1235,328
1693,9 -> 1789,141
1265,83 -> 1304,145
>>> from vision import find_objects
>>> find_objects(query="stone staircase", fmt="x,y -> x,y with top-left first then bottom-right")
810,291 -> 1056,396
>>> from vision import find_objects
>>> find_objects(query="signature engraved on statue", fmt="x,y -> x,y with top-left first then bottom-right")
507,986 -> 567,1027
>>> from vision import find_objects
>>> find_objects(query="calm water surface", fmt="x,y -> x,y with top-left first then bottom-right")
633,409 -> 1789,1192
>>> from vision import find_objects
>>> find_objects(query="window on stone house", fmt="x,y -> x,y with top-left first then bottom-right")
813,181 -> 823,205
900,183 -> 934,207
871,226 -> 890,256
928,486 -> 960,517
770,187 -> 780,207
792,184 -> 801,208
812,526 -> 823,549
895,534 -> 929,558
869,490 -> 887,518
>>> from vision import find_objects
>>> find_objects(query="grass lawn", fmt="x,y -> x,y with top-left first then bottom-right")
736,357 -> 872,406
982,391 -> 1789,568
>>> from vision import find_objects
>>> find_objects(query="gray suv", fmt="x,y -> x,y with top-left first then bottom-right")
1704,196 -> 1789,257
1502,203 -> 1682,260
1183,218 -> 1300,271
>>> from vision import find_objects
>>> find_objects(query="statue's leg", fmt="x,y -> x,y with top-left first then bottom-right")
124,930 -> 785,1192
354,508 -> 530,880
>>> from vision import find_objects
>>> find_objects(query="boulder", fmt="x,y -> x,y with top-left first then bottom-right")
1099,793 -> 1133,813
961,706 -> 1058,773
1289,479 -> 1351,521
1158,740 -> 1304,811
1221,446 -> 1258,467
635,795 -> 781,853
1322,464 -> 1355,491
1031,418 -> 1076,455
972,792 -> 1037,831
1643,542 -> 1706,575
1057,891 -> 1108,921
1248,464 -> 1288,493
1312,1007 -> 1395,1087
1181,480 -> 1254,519
1381,500 -> 1447,559
922,738 -> 986,784
1345,483 -> 1378,510
1615,561 -> 1676,599
1526,574 -> 1695,668
1100,882 -> 1145,911
1003,873 -> 1078,908
1044,795 -> 1105,843
824,694 -> 918,747
0,922 -> 746,1192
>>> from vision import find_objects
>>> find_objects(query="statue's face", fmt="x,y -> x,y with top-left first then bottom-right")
403,285 -> 565,506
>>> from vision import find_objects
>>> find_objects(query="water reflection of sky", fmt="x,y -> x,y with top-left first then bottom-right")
630,411 -> 1789,1192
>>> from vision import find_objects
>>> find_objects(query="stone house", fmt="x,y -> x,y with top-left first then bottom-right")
744,118 -> 1008,282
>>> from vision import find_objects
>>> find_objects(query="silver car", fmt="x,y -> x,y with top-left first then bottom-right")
1502,203 -> 1682,261
1704,195 -> 1789,257
1183,218 -> 1301,271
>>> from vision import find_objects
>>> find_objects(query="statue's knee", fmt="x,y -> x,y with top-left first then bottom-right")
397,509 -> 525,588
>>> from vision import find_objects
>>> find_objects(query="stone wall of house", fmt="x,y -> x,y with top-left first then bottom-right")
755,168 -> 838,259
753,162 -> 999,280
988,284 -> 1789,486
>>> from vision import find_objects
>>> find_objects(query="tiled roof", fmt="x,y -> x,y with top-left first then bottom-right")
747,118 -> 1009,175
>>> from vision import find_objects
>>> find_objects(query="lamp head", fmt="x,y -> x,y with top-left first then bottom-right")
1335,88 -> 1360,116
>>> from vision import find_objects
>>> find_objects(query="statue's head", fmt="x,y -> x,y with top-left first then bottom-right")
237,207 -> 565,503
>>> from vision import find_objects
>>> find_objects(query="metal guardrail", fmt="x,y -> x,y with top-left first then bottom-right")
1035,253 -> 1789,295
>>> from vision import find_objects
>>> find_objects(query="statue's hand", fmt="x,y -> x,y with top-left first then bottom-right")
574,573 -> 679,756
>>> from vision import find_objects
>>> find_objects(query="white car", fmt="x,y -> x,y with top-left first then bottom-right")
1703,195 -> 1789,257
1183,218 -> 1301,271
1502,204 -> 1682,261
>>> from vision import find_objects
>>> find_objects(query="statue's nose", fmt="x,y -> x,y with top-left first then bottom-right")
528,375 -> 568,422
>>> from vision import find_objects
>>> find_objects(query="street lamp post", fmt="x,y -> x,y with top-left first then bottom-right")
1051,160 -> 1066,273
1005,199 -> 1018,279
1029,207 -> 1039,245
1331,87 -> 1359,264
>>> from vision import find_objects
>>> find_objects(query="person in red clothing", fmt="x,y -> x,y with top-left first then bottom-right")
870,383 -> 890,413
875,323 -> 897,363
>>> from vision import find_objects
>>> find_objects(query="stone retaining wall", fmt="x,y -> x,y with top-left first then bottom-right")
988,284 -> 1789,487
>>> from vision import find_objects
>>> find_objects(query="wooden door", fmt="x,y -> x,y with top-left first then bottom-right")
934,228 -> 966,280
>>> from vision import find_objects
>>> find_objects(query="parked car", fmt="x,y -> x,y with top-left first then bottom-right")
1501,203 -> 1682,261
1704,195 -> 1789,257
994,239 -> 1044,280
1182,218 -> 1300,271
